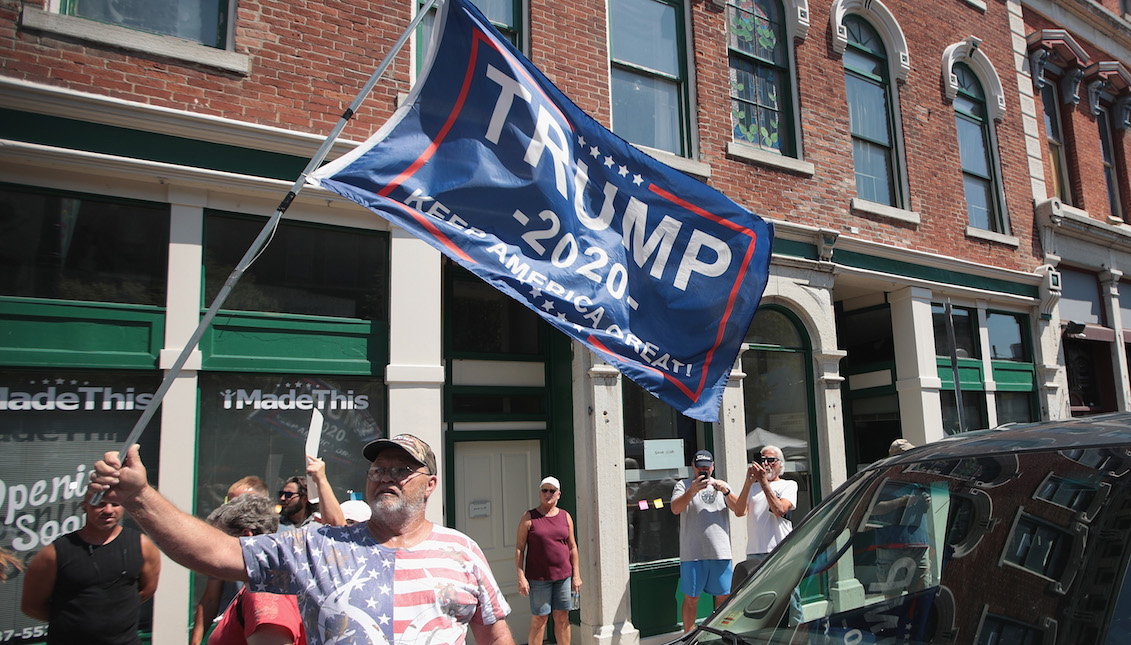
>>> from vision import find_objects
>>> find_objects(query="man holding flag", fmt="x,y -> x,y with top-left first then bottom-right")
91,435 -> 512,645
87,0 -> 772,638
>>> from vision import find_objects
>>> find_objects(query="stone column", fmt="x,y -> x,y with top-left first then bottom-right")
151,190 -> 205,645
385,228 -> 445,524
1100,269 -> 1129,411
572,346 -> 640,645
889,287 -> 943,445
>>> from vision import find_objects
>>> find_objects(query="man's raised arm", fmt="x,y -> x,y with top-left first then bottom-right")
91,444 -> 248,582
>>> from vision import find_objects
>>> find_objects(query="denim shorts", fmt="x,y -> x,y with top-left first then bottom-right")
529,578 -> 571,615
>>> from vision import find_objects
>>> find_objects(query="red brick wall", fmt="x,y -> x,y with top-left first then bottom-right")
4,0 -> 1123,273
0,0 -> 415,141
689,0 -> 1039,270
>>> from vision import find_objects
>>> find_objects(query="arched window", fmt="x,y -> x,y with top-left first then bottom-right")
742,307 -> 817,517
728,0 -> 793,155
953,63 -> 1004,232
843,15 -> 901,207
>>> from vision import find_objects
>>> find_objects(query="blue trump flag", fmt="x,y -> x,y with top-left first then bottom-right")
309,0 -> 773,422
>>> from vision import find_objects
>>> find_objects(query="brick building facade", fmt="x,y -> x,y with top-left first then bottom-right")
0,0 -> 1128,642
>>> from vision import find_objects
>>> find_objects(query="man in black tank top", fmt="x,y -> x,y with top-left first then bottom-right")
21,490 -> 162,645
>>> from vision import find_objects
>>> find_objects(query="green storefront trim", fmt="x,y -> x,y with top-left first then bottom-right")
0,108 -> 307,181
936,358 -> 1037,392
201,310 -> 386,374
0,297 -> 163,369
773,241 -> 1040,299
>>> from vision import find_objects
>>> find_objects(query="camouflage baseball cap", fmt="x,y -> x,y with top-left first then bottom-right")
363,434 -> 437,474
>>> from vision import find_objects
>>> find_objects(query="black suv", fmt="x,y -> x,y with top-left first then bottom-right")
686,413 -> 1131,644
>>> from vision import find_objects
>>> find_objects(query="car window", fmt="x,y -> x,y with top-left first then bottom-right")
700,445 -> 1131,644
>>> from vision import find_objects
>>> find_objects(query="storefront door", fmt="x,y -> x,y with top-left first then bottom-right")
453,439 -> 541,643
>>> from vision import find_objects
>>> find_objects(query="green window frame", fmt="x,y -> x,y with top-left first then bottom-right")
728,0 -> 793,155
609,0 -> 691,157
417,0 -> 524,69
200,211 -> 390,375
843,15 -> 901,207
60,0 -> 236,49
953,63 -> 1004,232
933,304 -> 1038,431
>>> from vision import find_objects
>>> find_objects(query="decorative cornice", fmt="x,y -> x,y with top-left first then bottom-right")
1025,29 -> 1089,94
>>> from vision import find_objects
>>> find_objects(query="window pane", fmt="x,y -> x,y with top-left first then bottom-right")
742,348 -> 813,518
852,138 -> 894,205
1098,108 -> 1124,221
71,0 -> 225,48
611,67 -> 681,154
838,307 -> 894,370
932,304 -> 979,359
204,213 -> 387,320
728,0 -> 784,66
623,379 -> 697,564
941,391 -> 987,433
843,48 -> 885,79
986,311 -> 1027,361
450,277 -> 541,355
730,57 -> 784,151
995,391 -> 1034,425
957,117 -> 989,176
745,308 -> 802,347
0,186 -> 169,305
196,373 -> 383,516
963,175 -> 993,230
611,0 -> 680,77
473,0 -> 515,27
846,75 -> 891,145
1059,268 -> 1102,324
1041,87 -> 1063,142
0,368 -> 162,638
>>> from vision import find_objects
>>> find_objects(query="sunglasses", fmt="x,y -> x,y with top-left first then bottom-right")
367,466 -> 425,482
541,488 -> 558,494
278,490 -> 299,500
758,456 -> 780,464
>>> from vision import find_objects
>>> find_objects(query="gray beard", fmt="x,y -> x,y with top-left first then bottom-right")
369,491 -> 426,526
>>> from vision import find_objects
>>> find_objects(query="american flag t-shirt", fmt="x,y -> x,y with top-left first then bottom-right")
242,522 -> 510,645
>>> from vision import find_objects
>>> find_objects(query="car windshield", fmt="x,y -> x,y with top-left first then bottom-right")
695,444 -> 1131,644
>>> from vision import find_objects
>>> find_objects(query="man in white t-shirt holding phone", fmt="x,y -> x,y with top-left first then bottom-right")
732,445 -> 797,592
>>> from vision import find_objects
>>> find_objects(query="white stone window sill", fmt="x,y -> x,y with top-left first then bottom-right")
20,6 -> 250,76
727,141 -> 815,176
850,198 -> 920,225
635,144 -> 713,180
965,226 -> 1020,247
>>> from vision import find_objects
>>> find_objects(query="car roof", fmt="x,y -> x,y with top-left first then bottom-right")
870,411 -> 1131,472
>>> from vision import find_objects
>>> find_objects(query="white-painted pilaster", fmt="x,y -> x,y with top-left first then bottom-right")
385,228 -> 445,524
572,346 -> 639,645
890,287 -> 944,445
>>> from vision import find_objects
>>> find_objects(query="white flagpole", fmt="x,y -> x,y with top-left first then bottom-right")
91,0 -> 443,504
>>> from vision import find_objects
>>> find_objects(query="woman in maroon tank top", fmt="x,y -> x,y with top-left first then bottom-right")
515,476 -> 582,645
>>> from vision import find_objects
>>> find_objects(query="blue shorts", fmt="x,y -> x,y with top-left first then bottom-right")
529,578 -> 571,615
680,560 -> 733,598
